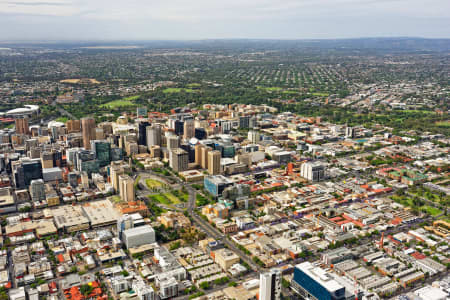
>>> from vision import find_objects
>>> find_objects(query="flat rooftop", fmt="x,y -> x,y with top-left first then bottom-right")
82,199 -> 120,227
296,262 -> 344,293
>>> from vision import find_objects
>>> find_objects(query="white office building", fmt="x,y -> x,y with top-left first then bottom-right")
122,225 -> 155,249
259,269 -> 281,300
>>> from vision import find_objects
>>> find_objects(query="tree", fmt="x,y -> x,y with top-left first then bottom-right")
80,284 -> 94,297
199,282 -> 210,290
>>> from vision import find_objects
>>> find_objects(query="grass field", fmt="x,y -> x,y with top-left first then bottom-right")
186,83 -> 201,88
258,86 -> 283,92
110,195 -> 122,203
145,178 -> 164,189
100,95 -> 140,108
163,88 -> 196,94
282,90 -> 299,94
149,194 -> 171,205
163,193 -> 181,204
311,92 -> 329,97
436,121 -> 450,127
55,117 -> 68,123
422,206 -> 442,216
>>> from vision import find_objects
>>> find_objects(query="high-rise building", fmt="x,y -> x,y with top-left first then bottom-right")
146,125 -> 161,147
119,174 -> 135,202
138,121 -> 150,145
12,158 -> 43,188
239,115 -> 250,129
249,116 -> 257,128
122,225 -> 155,249
169,149 -> 188,172
133,279 -> 155,300
259,269 -> 282,300
81,117 -> 96,150
300,162 -> 325,182
40,151 -> 54,169
68,172 -> 78,187
194,128 -> 207,140
149,145 -> 161,158
90,140 -> 111,167
291,262 -> 363,300
29,179 -> 45,202
76,149 -> 99,176
208,150 -> 221,175
345,126 -> 355,138
248,130 -> 260,144
174,120 -> 184,136
15,117 -> 29,135
195,144 -> 203,166
110,165 -> 125,192
200,146 -> 211,169
167,135 -> 180,150
183,119 -> 195,140
136,107 -> 148,118
66,119 -> 81,133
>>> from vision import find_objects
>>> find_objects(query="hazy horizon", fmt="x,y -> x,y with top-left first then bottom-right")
1,0 -> 449,41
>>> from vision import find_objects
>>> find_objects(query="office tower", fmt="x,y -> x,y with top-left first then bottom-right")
300,162 -> 325,182
208,150 -> 221,175
249,116 -> 257,128
195,144 -> 203,166
136,107 -> 147,118
119,174 -> 135,202
248,130 -> 260,144
95,128 -> 104,140
40,151 -> 54,169
183,120 -> 195,140
90,140 -> 111,167
29,179 -> 45,202
259,269 -> 281,300
169,149 -> 188,172
110,147 -> 124,161
15,117 -> 29,135
194,128 -> 207,140
74,149 -> 99,177
68,172 -> 78,187
220,143 -> 235,158
117,214 -> 134,240
66,119 -> 81,133
138,121 -> 150,145
200,146 -> 211,169
133,280 -> 155,300
180,143 -> 195,163
149,145 -> 161,158
239,115 -> 250,129
81,117 -> 96,150
345,126 -> 355,138
291,262 -> 363,300
111,165 -> 125,192
167,135 -> 180,150
122,225 -> 155,249
146,125 -> 161,147
174,120 -> 184,136
13,158 -> 43,188
52,150 -> 63,167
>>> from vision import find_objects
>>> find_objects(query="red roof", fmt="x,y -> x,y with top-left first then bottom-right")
411,252 -> 426,260
57,254 -> 65,263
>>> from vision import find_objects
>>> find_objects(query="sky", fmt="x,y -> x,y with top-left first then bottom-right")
0,0 -> 449,41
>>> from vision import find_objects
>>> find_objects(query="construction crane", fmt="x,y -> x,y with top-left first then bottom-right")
316,212 -> 322,227
379,232 -> 384,250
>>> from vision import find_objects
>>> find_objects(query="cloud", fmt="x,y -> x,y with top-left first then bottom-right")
0,0 -> 448,40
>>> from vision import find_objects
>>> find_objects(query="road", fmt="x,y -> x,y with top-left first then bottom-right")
137,168 -> 261,272
50,101 -> 77,120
